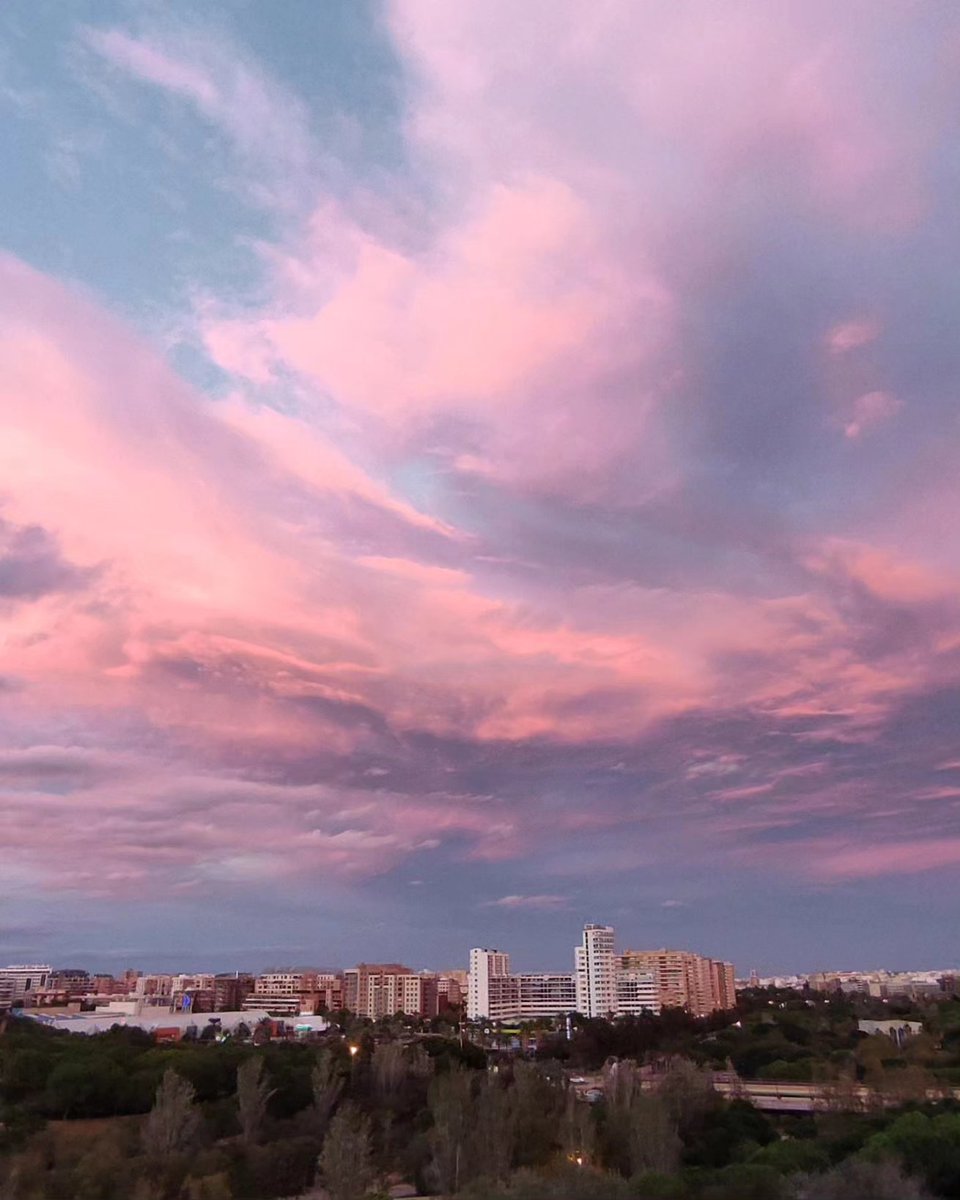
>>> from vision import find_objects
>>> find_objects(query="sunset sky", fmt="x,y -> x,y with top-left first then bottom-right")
2,0 -> 960,974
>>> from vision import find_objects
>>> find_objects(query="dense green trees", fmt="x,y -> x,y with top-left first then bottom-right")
319,1104 -> 375,1200
235,1057 -> 273,1146
792,1158 -> 932,1199
309,1045 -> 344,1136
3,994 -> 960,1198
142,1069 -> 202,1158
864,1110 -> 960,1196
551,986 -> 960,1088
43,1058 -> 128,1119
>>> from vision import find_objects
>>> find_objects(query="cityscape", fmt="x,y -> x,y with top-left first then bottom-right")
3,920 -> 956,1040
1,923 -> 734,1030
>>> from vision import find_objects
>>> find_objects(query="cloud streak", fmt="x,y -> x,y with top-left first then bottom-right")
81,22 -> 317,211
483,895 -> 568,911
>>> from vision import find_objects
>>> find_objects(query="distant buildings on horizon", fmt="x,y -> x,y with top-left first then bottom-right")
3,924 -> 956,1032
749,967 -> 959,1003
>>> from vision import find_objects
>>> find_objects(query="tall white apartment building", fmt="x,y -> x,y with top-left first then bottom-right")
575,925 -> 617,1017
467,948 -> 511,1019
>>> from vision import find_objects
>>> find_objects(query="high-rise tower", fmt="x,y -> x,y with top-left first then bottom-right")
467,947 -> 511,1019
574,924 -> 617,1017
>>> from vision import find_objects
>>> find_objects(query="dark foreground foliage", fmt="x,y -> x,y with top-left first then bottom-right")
2,990 -> 960,1198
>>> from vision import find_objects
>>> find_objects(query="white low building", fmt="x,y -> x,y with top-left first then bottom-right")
19,1008 -> 294,1036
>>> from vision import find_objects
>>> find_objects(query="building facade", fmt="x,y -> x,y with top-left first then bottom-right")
437,974 -> 463,1010
616,968 -> 660,1016
0,965 -> 52,1008
467,949 -> 512,1020
482,972 -> 577,1022
132,974 -> 175,1005
312,973 -> 344,1013
213,972 -> 256,1012
575,925 -> 618,1018
711,959 -> 737,1010
468,949 -> 576,1022
47,969 -> 90,997
241,971 -> 328,1017
343,964 -> 438,1019
619,948 -> 736,1016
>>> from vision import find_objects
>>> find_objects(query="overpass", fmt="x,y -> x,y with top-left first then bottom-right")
711,1074 -> 960,1113
712,1077 -> 866,1113
570,1070 -> 960,1114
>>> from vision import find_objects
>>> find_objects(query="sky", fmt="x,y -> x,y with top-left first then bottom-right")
1,1 -> 960,976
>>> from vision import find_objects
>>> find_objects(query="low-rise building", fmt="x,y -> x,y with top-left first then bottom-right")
244,971 -> 322,1017
213,973 -> 256,1012
0,965 -> 52,1008
344,964 -> 439,1019
469,949 -> 579,1022
438,974 -> 463,1010
313,973 -> 344,1012
858,1018 -> 924,1047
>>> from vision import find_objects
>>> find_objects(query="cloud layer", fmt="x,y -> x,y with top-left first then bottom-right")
2,0 -> 960,969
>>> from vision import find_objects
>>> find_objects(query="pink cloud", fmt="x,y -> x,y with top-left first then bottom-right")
0,256 -> 703,888
200,178 -> 676,502
840,390 -> 903,439
388,0 -> 927,229
6,309 -> 938,893
4,3 -> 960,911
708,783 -> 776,802
805,538 -> 956,604
214,399 -> 455,535
812,839 -> 960,880
826,318 -> 882,354
174,0 -> 934,523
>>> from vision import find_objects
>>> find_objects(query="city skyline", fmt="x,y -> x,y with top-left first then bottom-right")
3,2 -> 960,971
2,928 -> 957,983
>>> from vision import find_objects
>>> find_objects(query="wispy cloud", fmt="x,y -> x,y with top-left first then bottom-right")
482,895 -> 568,911
80,22 -> 317,211
810,839 -> 960,880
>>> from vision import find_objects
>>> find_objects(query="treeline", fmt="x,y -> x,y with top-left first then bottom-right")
554,988 -> 960,1092
0,1021 -> 470,1198
3,999 -> 960,1199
